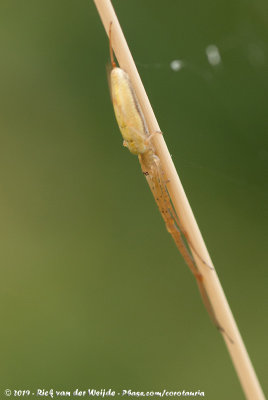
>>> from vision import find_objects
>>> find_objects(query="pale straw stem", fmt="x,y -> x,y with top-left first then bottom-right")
93,1 -> 265,399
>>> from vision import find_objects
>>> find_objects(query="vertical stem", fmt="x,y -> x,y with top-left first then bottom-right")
93,1 -> 265,399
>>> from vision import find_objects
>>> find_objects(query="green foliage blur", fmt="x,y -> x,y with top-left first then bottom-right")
0,1 -> 267,398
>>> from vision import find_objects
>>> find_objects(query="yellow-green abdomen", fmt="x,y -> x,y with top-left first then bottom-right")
110,67 -> 149,155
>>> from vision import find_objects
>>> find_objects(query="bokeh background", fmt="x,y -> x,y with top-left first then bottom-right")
0,1 -> 267,399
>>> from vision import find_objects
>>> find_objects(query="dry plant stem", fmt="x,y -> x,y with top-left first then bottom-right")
93,1 -> 265,399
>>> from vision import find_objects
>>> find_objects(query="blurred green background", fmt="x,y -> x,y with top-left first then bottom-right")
0,1 -> 267,399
